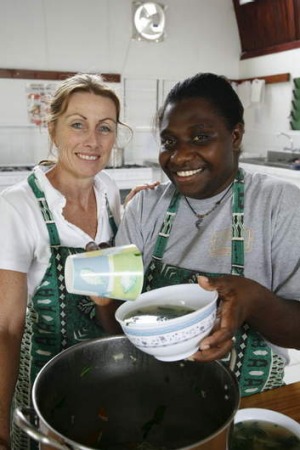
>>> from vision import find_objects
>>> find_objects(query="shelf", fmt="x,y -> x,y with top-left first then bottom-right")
0,69 -> 121,83
231,73 -> 290,85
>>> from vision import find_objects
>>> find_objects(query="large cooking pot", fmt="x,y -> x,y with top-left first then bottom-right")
14,336 -> 240,450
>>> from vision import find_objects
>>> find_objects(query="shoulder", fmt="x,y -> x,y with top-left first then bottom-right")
132,180 -> 174,203
244,170 -> 300,196
125,181 -> 175,217
243,170 -> 300,216
0,177 -> 35,208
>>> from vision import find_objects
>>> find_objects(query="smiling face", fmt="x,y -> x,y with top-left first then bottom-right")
159,97 -> 243,199
49,91 -> 117,179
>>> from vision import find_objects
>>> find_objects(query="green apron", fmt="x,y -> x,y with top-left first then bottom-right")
143,168 -> 285,397
11,173 -> 117,450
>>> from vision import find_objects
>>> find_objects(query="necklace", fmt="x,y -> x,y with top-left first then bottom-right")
184,183 -> 233,229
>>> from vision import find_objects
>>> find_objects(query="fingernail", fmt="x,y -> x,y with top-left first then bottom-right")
197,276 -> 209,282
199,343 -> 210,351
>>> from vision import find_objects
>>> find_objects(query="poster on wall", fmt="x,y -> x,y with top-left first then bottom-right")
26,82 -> 57,127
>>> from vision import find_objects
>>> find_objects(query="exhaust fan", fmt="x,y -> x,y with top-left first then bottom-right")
132,2 -> 166,42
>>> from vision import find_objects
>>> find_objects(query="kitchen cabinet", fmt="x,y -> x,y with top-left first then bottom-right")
105,167 -> 154,190
232,0 -> 300,59
0,167 -> 156,194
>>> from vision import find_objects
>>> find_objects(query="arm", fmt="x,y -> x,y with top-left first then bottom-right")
192,275 -> 300,362
0,270 -> 27,449
92,296 -> 123,335
123,181 -> 160,208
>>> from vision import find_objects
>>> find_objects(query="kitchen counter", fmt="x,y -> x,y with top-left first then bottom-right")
239,161 -> 300,188
240,381 -> 300,423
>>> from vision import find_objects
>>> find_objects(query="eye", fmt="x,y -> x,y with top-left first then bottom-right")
71,121 -> 84,130
160,136 -> 177,151
192,133 -> 209,144
97,124 -> 115,135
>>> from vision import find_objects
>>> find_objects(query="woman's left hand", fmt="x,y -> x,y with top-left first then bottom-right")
124,181 -> 160,207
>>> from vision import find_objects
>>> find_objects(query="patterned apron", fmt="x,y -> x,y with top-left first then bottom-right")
143,169 -> 285,398
11,173 -> 117,450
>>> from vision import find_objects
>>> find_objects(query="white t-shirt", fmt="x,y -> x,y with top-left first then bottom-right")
0,165 -> 121,296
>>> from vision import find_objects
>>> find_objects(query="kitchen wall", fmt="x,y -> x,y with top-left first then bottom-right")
240,50 -> 300,157
0,0 -> 240,165
1,0 -> 300,165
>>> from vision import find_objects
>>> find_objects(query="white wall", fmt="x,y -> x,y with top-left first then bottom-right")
0,0 -> 241,165
1,0 -> 300,165
239,50 -> 300,157
0,0 -> 240,78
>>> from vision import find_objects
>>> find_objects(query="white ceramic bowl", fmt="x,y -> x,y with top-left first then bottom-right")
234,408 -> 300,438
115,283 -> 218,362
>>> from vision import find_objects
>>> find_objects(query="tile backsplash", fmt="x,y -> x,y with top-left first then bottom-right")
0,126 -> 49,165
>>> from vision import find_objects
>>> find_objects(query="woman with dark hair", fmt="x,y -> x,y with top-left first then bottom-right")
116,72 -> 300,397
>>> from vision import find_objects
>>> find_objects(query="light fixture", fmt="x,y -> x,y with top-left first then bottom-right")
132,2 -> 166,42
239,0 -> 255,4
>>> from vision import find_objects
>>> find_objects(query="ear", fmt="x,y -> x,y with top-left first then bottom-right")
232,123 -> 244,152
48,122 -> 56,146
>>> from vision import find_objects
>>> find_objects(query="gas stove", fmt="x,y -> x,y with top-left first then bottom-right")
0,165 -> 34,172
0,164 -> 156,193
0,165 -> 33,192
105,164 -> 147,169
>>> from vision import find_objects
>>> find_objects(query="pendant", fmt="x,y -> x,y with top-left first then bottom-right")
195,217 -> 203,229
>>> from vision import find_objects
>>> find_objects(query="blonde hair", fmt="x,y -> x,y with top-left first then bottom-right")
45,73 -> 131,159
48,73 -> 122,126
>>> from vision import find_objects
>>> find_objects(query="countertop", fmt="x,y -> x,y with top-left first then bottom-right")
240,381 -> 300,423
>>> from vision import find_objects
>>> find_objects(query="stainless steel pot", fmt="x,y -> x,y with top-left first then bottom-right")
108,148 -> 124,168
14,336 -> 240,450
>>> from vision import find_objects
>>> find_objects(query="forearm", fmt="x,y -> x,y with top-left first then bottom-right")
247,295 -> 300,349
94,298 -> 123,335
0,333 -> 22,447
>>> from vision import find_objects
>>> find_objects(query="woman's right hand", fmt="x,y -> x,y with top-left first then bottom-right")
84,242 -> 123,333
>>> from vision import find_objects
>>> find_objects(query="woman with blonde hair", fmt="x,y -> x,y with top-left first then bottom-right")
0,73 -> 130,449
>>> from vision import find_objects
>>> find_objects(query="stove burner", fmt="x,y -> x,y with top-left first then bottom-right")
106,164 -> 147,169
0,166 -> 34,172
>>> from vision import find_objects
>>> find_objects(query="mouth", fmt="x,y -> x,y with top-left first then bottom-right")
76,152 -> 100,161
175,168 -> 204,178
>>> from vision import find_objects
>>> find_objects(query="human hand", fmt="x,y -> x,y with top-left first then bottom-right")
85,241 -> 113,306
190,274 -> 270,362
0,438 -> 10,450
124,181 -> 160,207
84,241 -> 122,334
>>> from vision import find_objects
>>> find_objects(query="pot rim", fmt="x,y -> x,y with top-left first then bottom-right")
32,335 -> 240,450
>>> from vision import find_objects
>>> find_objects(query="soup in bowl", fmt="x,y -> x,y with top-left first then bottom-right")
232,408 -> 300,450
115,283 -> 218,362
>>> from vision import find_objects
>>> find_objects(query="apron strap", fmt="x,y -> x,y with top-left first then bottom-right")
152,190 -> 181,260
105,193 -> 118,240
28,172 -> 118,247
231,168 -> 245,276
28,172 -> 61,247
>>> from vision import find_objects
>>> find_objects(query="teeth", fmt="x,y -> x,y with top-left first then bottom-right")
77,153 -> 98,161
177,168 -> 202,177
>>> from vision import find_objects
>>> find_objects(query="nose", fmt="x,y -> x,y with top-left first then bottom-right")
170,140 -> 194,162
84,129 -> 99,148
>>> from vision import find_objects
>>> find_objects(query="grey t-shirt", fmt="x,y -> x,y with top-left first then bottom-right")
116,170 -> 300,301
